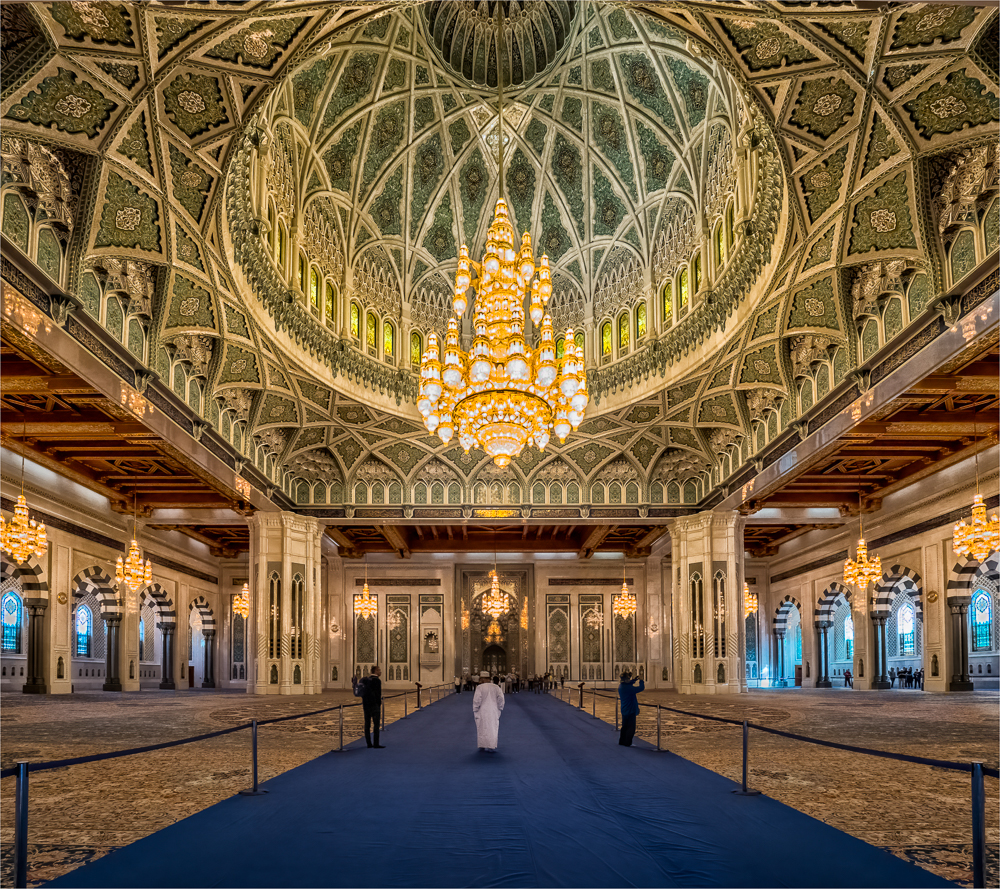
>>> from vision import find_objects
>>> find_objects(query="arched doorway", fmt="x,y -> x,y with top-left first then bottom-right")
482,644 -> 507,675
874,566 -> 923,690
773,598 -> 802,687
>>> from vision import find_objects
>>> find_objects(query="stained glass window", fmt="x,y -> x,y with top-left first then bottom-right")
277,225 -> 286,265
601,322 -> 612,357
410,331 -> 422,366
556,337 -> 565,359
139,618 -> 145,661
2,592 -> 22,653
663,281 -> 673,324
309,269 -> 319,308
844,614 -> 854,659
972,590 -> 992,651
727,203 -> 735,246
366,312 -> 377,352
618,314 -> 629,352
383,322 -> 394,360
75,605 -> 92,657
574,331 -> 584,353
298,254 -> 306,291
325,284 -> 335,327
350,303 -> 360,338
679,268 -> 689,310
694,253 -> 702,291
716,223 -> 727,267
898,603 -> 915,656
794,625 -> 802,661
636,302 -> 647,338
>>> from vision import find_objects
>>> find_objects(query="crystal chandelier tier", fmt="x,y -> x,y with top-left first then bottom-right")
355,559 -> 377,618
743,582 -> 758,615
482,569 -> 508,619
417,9 -> 587,468
613,566 -> 637,618
843,479 -> 882,591
953,493 -> 999,563
1,493 -> 47,565
233,583 -> 250,620
116,503 -> 152,594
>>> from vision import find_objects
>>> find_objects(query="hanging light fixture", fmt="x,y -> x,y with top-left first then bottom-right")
613,563 -> 637,618
843,477 -> 882,591
417,8 -> 587,467
953,422 -> 1000,563
743,582 -> 758,615
116,500 -> 152,594
482,531 -> 509,618
355,557 -> 377,618
0,418 -> 47,565
232,582 -> 250,620
486,617 -> 503,645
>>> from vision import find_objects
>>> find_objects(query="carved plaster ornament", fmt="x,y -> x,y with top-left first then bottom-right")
851,259 -> 918,320
90,257 -> 156,317
255,428 -> 287,456
535,458 -> 576,485
597,458 -> 639,485
354,248 -> 401,319
654,448 -> 707,484
166,334 -> 214,378
746,388 -> 780,423
594,254 -> 647,320
286,448 -> 343,484
936,143 -> 999,238
709,427 -> 741,452
417,458 -> 458,484
218,388 -> 253,422
0,136 -> 75,231
790,334 -> 834,378
355,457 -> 398,484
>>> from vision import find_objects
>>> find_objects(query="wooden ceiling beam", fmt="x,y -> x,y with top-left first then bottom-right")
326,528 -> 361,559
378,524 -> 411,559
578,525 -> 612,559
1,374 -> 97,395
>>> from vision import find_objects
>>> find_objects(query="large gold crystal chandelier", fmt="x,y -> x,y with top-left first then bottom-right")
843,483 -> 881,590
232,583 -> 250,620
417,10 -> 587,468
743,582 -> 758,615
483,570 -> 508,619
355,558 -> 377,618
613,564 -> 637,618
116,503 -> 152,594
1,421 -> 48,565
953,428 -> 999,563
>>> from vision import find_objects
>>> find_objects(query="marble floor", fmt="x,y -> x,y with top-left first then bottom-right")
1,686 -> 996,887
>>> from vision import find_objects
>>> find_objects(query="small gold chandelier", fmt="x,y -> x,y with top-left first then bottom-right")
116,503 -> 152,594
486,617 -> 503,644
613,564 -> 637,618
1,420 -> 47,565
743,582 -> 758,615
232,583 -> 250,620
953,427 -> 999,563
483,569 -> 508,619
416,9 -> 587,467
843,482 -> 881,590
355,559 -> 377,619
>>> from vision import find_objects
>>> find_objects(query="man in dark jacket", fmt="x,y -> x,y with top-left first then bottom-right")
361,665 -> 384,748
618,671 -> 644,746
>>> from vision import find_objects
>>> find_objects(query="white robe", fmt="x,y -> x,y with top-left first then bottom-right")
473,682 -> 505,749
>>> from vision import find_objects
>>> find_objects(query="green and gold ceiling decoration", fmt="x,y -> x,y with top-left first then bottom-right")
0,1 -> 997,515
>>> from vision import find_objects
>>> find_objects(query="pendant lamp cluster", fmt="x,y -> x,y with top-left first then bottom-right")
613,564 -> 637,618
116,501 -> 152,594
355,558 -> 377,618
843,478 -> 882,591
743,582 -> 758,615
233,583 -> 250,620
1,421 -> 47,565
952,425 -> 999,563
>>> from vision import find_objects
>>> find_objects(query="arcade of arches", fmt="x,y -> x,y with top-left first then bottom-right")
1,1 -> 998,702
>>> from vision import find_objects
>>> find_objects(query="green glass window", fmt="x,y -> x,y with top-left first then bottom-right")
601,322 -> 612,357
410,331 -> 422,366
350,303 -> 360,338
267,205 -> 275,249
574,331 -> 584,352
298,254 -> 306,291
325,283 -> 335,327
727,203 -> 735,246
366,312 -> 377,352
662,281 -> 672,324
277,225 -> 286,266
383,321 -> 394,360
555,337 -> 565,359
679,268 -> 689,310
715,223 -> 726,267
636,302 -> 647,338
694,253 -> 702,291
309,268 -> 320,307
618,314 -> 629,352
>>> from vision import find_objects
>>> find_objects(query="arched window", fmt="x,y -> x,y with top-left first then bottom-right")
679,268 -> 689,312
325,283 -> 335,327
139,618 -> 145,661
844,614 -> 854,659
972,590 -> 992,651
693,253 -> 702,291
75,604 -> 93,657
267,204 -> 275,251
277,224 -> 287,267
715,222 -> 726,267
635,302 -> 647,339
574,330 -> 584,354
662,281 -> 673,326
727,203 -> 735,246
898,602 -> 915,656
366,312 -> 377,355
618,313 -> 629,353
297,254 -> 307,292
383,321 -> 395,362
601,321 -> 612,360
555,336 -> 565,359
350,302 -> 361,338
2,591 -> 23,653
309,267 -> 320,309
410,331 -> 422,366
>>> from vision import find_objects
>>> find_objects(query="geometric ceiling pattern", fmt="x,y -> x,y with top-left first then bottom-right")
1,2 -> 997,519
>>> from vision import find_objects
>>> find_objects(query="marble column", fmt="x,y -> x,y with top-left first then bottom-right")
22,600 -> 47,694
815,621 -> 832,688
202,629 -> 216,688
159,624 -> 176,689
103,615 -> 122,691
775,631 -> 787,687
949,597 -> 974,691
870,615 -> 891,689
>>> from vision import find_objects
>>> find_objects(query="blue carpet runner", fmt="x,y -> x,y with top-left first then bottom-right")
47,692 -> 950,888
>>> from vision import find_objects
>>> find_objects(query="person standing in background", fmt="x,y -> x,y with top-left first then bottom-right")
618,671 -> 645,747
473,674 -> 505,752
361,666 -> 384,748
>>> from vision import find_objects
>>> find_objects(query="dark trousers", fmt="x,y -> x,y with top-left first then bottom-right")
364,708 -> 380,747
619,714 -> 636,746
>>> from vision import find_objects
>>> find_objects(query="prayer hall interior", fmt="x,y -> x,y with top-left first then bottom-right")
0,1 -> 997,886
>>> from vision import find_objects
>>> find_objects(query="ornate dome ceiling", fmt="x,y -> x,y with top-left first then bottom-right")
1,1 -> 997,516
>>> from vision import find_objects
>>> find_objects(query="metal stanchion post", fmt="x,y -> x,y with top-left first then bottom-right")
338,705 -> 344,752
656,706 -> 661,751
733,720 -> 761,796
972,762 -> 986,888
13,761 -> 28,889
239,720 -> 268,796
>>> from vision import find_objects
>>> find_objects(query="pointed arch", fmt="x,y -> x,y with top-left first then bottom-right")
1,552 -> 49,600
189,595 -> 216,634
773,595 -> 801,634
72,567 -> 120,617
141,583 -> 176,629
814,581 -> 852,626
873,565 -> 922,619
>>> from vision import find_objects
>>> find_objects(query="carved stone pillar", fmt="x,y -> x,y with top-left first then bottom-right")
22,600 -> 47,694
949,597 -> 974,691
775,631 -> 787,687
870,615 -> 891,689
159,625 -> 176,689
202,629 -> 216,688
815,621 -> 832,688
103,615 -> 122,691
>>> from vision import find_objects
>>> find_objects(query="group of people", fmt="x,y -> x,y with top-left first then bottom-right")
890,666 -> 923,689
456,672 -> 566,694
